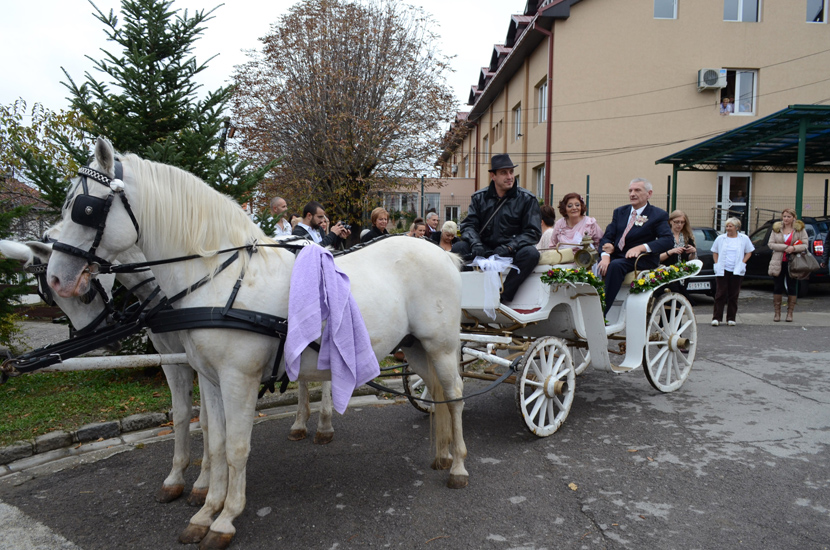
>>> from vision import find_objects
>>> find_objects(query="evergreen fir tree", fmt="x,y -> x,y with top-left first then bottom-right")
57,0 -> 274,204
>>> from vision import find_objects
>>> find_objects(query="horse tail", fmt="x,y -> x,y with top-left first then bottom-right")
446,252 -> 464,272
427,359 -> 453,470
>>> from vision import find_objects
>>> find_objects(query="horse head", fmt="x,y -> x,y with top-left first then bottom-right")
48,137 -> 140,299
0,228 -> 118,343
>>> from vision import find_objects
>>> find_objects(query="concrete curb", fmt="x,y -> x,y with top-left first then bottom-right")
0,382 -> 402,476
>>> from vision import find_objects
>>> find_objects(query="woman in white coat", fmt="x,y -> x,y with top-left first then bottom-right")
711,217 -> 755,326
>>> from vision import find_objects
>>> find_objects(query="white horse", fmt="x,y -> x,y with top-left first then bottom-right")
0,230 -> 336,506
47,138 -> 467,550
0,230 -> 212,506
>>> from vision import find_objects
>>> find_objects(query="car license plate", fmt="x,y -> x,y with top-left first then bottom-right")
687,281 -> 710,290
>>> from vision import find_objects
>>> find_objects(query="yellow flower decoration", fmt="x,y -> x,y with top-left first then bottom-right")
672,265 -> 680,272
638,279 -> 646,285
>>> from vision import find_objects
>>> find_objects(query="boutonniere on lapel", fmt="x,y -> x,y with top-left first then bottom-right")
634,215 -> 648,226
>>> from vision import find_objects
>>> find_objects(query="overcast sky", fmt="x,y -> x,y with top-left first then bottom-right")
0,0 -> 526,116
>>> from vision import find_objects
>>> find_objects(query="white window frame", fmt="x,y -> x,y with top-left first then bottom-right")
463,155 -> 469,177
445,205 -> 460,223
807,0 -> 827,22
729,69 -> 757,116
483,135 -> 489,163
724,0 -> 759,22
533,164 -> 546,198
654,0 -> 678,19
537,80 -> 548,123
513,104 -> 522,140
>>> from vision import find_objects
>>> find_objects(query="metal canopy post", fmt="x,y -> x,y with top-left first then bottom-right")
796,117 -> 807,219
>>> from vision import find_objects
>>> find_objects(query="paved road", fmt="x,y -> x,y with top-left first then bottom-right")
1,285 -> 829,549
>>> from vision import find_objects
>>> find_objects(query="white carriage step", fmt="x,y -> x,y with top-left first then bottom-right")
459,333 -> 513,344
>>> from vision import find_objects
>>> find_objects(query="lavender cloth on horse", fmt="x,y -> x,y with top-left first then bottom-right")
285,244 -> 380,414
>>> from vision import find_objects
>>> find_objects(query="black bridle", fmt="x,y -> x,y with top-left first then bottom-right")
52,160 -> 140,270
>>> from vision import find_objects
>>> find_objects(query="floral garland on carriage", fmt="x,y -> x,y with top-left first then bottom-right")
628,261 -> 700,293
540,267 -> 606,311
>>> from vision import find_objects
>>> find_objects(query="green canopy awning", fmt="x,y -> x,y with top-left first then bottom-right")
656,105 -> 830,216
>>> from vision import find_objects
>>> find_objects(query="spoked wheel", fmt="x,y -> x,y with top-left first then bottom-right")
402,364 -> 432,414
644,292 -> 697,392
514,337 -> 575,437
569,345 -> 591,376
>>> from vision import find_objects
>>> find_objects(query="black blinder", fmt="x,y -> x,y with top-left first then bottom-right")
71,194 -> 110,229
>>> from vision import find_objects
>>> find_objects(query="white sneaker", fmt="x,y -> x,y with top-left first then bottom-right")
727,320 -> 736,326
711,320 -> 719,326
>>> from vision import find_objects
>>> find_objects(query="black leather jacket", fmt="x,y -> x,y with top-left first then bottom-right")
460,182 -> 541,252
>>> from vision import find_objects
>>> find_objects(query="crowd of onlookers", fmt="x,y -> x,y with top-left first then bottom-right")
267,152 -> 809,324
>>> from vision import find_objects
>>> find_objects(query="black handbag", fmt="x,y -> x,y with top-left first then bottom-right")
788,250 -> 820,280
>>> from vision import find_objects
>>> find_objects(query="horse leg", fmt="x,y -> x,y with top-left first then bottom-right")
188,372 -> 211,507
199,369 -> 261,550
405,345 -> 455,472
179,379 -> 226,545
434,357 -> 468,489
288,381 -> 310,441
156,365 -> 193,503
313,381 -> 334,445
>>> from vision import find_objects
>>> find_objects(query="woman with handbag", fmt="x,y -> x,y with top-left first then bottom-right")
767,208 -> 808,322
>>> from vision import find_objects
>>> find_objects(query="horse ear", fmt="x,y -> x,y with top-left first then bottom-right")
95,137 -> 116,176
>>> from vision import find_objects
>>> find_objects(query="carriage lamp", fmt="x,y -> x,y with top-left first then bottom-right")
574,233 -> 599,268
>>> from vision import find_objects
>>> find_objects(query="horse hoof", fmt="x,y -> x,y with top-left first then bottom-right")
156,483 -> 184,503
187,487 -> 208,507
288,429 -> 307,441
431,457 -> 452,471
313,431 -> 334,445
447,474 -> 469,489
179,523 -> 210,544
198,530 -> 234,550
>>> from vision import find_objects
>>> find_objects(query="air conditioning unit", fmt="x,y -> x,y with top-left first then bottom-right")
451,164 -> 458,175
698,68 -> 727,91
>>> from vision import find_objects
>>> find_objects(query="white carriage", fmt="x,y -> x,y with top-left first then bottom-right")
406,247 -> 702,438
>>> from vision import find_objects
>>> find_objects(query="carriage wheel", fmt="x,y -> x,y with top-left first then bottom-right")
569,345 -> 591,376
644,292 -> 696,393
402,364 -> 433,414
514,337 -> 575,437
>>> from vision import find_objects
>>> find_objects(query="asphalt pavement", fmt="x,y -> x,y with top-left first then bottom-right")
1,282 -> 829,550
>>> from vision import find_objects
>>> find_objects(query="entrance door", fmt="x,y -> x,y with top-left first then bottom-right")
716,173 -> 751,232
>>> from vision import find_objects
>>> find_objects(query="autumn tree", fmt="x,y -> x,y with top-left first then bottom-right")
60,0 -> 273,203
232,0 -> 456,232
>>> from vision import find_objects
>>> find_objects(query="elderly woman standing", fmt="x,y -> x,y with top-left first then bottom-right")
711,217 -> 755,326
360,207 -> 390,243
768,208 -> 808,322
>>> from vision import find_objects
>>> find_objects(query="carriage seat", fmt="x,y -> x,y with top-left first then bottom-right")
538,248 -> 575,266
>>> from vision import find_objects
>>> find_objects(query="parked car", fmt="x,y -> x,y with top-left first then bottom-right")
678,227 -> 718,297
744,215 -> 830,296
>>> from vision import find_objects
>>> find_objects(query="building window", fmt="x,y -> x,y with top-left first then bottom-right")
463,155 -> 469,177
533,164 -> 546,198
483,136 -> 489,163
724,0 -> 759,22
808,0 -> 827,22
445,205 -> 460,223
721,70 -> 757,115
513,104 -> 522,140
536,80 -> 548,123
654,0 -> 677,19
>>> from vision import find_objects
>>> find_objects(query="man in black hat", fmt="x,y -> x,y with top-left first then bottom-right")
456,154 -> 541,303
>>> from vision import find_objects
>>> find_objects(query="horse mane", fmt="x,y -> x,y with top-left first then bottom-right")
121,154 -> 275,268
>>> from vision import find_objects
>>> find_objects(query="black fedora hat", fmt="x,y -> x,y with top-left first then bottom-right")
488,153 -> 518,173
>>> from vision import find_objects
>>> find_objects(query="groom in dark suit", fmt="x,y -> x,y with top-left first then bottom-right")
598,178 -> 673,314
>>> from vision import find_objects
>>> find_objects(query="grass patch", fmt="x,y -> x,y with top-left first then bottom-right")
0,368 -> 197,447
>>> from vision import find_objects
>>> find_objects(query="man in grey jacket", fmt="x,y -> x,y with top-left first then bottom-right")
456,154 -> 541,302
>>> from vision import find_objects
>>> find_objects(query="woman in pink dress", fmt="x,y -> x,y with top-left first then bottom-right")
549,192 -> 603,250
